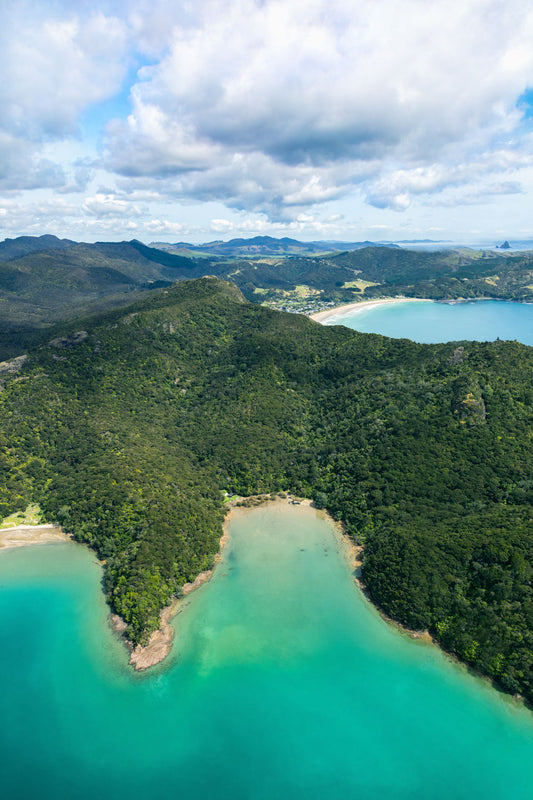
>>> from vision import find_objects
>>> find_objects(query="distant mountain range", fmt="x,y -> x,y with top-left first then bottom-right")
0,234 -> 77,261
149,235 -> 400,257
0,236 -> 213,358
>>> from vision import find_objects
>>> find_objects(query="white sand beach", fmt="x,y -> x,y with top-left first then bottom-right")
310,297 -> 431,324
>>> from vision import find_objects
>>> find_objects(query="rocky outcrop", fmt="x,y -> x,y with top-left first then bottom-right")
0,354 -> 28,375
448,346 -> 464,365
453,377 -> 487,425
49,331 -> 88,348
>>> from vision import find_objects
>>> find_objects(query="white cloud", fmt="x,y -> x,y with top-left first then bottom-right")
0,130 -> 67,191
4,0 -> 533,238
2,13 -> 128,140
210,219 -> 234,233
99,0 -> 533,217
0,197 -> 80,234
0,6 -> 128,192
82,193 -> 144,218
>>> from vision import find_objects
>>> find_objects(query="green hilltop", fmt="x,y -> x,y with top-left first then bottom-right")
1,277 -> 532,701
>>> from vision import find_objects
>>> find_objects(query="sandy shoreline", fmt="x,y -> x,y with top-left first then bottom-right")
350,555 -> 433,643
314,509 -> 433,644
310,296 -> 432,324
0,523 -> 70,550
1,504 -> 433,668
121,493 -> 434,669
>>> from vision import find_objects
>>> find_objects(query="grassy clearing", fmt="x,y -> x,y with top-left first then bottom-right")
1,503 -> 42,529
293,285 -> 321,298
342,279 -> 379,290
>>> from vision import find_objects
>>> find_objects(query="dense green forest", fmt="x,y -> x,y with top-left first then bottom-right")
1,277 -> 532,701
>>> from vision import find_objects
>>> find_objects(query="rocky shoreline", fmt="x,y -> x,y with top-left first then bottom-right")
115,529 -> 231,671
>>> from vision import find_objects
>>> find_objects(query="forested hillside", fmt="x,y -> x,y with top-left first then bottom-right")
0,238 -> 210,359
1,277 -> 532,700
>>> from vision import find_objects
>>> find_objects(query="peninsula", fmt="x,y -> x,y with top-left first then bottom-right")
0,277 -> 532,702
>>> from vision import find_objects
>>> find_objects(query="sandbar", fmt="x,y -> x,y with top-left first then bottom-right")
310,297 -> 432,324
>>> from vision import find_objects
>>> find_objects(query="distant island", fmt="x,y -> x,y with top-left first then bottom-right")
1,276 -> 532,702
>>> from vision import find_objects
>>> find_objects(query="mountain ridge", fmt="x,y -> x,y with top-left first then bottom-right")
1,234 -> 532,362
149,234 -> 400,256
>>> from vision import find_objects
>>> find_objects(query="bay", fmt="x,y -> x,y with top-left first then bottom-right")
1,502 -> 533,799
321,299 -> 533,345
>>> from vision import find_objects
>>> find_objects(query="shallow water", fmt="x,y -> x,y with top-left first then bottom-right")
1,503 -> 533,799
323,299 -> 533,345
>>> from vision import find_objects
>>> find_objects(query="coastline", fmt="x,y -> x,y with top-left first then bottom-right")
309,296 -> 431,324
322,511 -> 434,644
0,523 -> 70,550
125,515 -> 232,671
124,493 -> 311,670
356,573 -> 434,644
224,495 -> 434,649
122,492 -> 435,670
1,504 -> 434,668
124,494 -> 527,705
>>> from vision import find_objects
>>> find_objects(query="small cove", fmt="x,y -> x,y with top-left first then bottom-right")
1,502 -> 533,799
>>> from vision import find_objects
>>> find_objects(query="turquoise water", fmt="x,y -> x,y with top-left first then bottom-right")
1,503 -> 533,799
323,299 -> 533,345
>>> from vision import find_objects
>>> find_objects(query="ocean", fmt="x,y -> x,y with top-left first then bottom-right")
1,502 -> 532,799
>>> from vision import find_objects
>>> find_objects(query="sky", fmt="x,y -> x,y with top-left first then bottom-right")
3,0 -> 533,244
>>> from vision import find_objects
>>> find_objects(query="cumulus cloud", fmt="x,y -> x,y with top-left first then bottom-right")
0,197 -> 80,234
0,131 -> 67,191
102,0 -> 533,216
365,147 -> 533,210
82,193 -> 145,218
207,214 -> 344,237
0,195 -> 196,241
430,180 -> 525,208
114,150 -> 376,221
0,5 -> 128,191
4,0 -> 533,235
56,160 -> 95,194
4,15 -> 127,139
